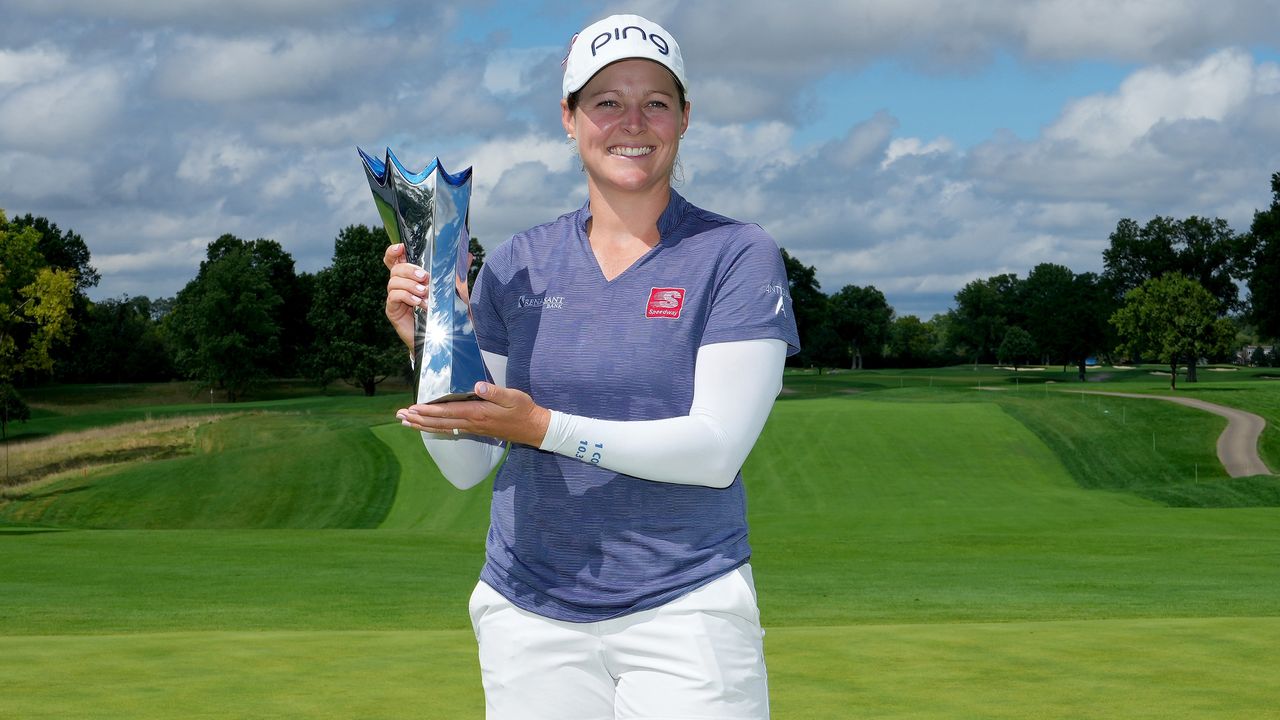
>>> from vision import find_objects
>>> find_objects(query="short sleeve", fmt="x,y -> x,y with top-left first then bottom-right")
470,256 -> 509,356
700,225 -> 801,356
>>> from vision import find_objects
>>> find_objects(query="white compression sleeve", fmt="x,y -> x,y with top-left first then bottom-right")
419,350 -> 509,490
538,338 -> 787,488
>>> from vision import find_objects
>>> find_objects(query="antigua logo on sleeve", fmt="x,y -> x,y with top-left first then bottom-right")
646,287 -> 685,319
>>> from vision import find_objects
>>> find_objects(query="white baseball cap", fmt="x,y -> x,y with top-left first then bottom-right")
561,14 -> 687,100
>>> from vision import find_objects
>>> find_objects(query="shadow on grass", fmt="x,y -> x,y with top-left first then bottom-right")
0,526 -> 68,535
4,484 -> 94,502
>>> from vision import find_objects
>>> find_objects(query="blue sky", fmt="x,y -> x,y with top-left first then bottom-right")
2,0 -> 1278,320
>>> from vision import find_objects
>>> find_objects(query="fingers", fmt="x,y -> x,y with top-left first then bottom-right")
383,243 -> 405,270
397,402 -> 478,436
473,382 -> 516,408
386,277 -> 428,307
384,245 -> 428,282
385,263 -> 430,321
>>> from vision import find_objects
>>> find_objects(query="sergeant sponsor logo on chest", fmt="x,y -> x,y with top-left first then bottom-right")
645,287 -> 686,319
516,294 -> 565,310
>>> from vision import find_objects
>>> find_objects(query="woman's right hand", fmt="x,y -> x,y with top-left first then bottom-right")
383,243 -> 428,352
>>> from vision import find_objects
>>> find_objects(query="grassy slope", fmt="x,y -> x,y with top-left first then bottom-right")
372,423 -> 497,532
0,399 -> 404,529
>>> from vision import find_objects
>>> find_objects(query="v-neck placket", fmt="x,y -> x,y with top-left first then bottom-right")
574,190 -> 690,285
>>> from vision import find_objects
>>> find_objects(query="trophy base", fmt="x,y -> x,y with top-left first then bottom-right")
424,391 -> 481,404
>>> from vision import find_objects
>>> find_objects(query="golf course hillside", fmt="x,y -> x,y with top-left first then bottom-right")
3,366 -> 1279,718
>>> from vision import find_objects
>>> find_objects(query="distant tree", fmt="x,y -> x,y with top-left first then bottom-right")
952,274 -> 1022,366
1021,263 -> 1076,364
165,237 -> 283,401
780,249 -> 836,368
829,284 -> 893,369
1240,172 -> 1280,341
1251,345 -> 1269,368
76,296 -> 176,383
1110,273 -> 1235,390
5,214 -> 96,382
1103,214 -> 1240,382
1,210 -> 77,385
886,314 -> 937,367
308,225 -> 404,396
468,237 -> 487,291
1063,272 -> 1117,381
997,326 -> 1037,371
1101,217 -> 1179,297
200,235 -> 311,376
7,213 -> 100,294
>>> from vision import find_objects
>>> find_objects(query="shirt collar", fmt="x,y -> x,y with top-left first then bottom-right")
575,188 -> 689,242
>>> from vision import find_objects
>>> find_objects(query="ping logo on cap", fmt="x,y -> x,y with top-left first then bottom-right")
590,25 -> 670,57
646,287 -> 685,319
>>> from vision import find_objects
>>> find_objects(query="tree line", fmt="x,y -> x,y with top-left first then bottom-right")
3,170 -> 1279,426
1,212 -> 486,434
783,172 -> 1280,388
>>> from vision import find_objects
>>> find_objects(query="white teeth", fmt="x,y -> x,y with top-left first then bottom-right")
610,146 -> 653,157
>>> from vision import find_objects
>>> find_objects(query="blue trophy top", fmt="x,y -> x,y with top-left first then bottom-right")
357,147 -> 472,187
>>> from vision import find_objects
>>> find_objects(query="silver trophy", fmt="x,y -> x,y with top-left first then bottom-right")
358,148 -> 490,404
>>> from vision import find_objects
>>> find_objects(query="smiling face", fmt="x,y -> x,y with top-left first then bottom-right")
562,58 -> 691,198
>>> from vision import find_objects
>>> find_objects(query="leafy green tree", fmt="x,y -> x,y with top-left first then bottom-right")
165,238 -> 283,401
8,214 -> 99,381
1,210 -> 77,384
1021,265 -> 1116,380
1020,263 -> 1075,364
1241,172 -> 1280,341
1110,274 -> 1235,390
829,284 -> 893,369
203,234 -> 312,376
76,296 -> 176,383
780,248 -> 839,368
1251,345 -> 1270,368
1064,272 -> 1116,381
308,225 -> 405,396
886,314 -> 937,367
468,237 -> 487,291
1103,214 -> 1240,382
997,326 -> 1037,371
7,214 -> 99,293
1101,217 -> 1179,296
952,274 -> 1022,366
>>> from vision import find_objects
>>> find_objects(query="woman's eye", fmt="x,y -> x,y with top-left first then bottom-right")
647,100 -> 669,109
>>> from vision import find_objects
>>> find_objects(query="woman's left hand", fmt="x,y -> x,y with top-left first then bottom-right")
397,382 -> 551,447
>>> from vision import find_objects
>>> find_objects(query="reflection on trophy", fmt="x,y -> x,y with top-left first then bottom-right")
357,148 -> 490,404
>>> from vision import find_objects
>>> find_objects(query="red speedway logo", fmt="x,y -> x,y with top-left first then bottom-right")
646,287 -> 685,319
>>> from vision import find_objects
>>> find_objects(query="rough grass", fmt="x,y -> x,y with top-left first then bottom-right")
1,414 -> 236,497
0,412 -> 401,529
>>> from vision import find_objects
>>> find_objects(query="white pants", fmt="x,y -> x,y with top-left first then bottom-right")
468,565 -> 770,720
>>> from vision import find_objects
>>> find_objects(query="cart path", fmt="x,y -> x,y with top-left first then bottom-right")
1078,391 -> 1272,477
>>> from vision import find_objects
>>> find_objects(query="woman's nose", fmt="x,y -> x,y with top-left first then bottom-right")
621,103 -> 644,133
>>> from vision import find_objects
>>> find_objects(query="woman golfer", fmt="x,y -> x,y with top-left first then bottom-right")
386,13 -> 799,719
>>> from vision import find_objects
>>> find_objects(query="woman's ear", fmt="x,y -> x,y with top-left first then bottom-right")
561,98 -> 575,138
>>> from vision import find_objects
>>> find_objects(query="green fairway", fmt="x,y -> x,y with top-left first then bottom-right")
4,618 -> 1276,720
2,369 -> 1279,718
